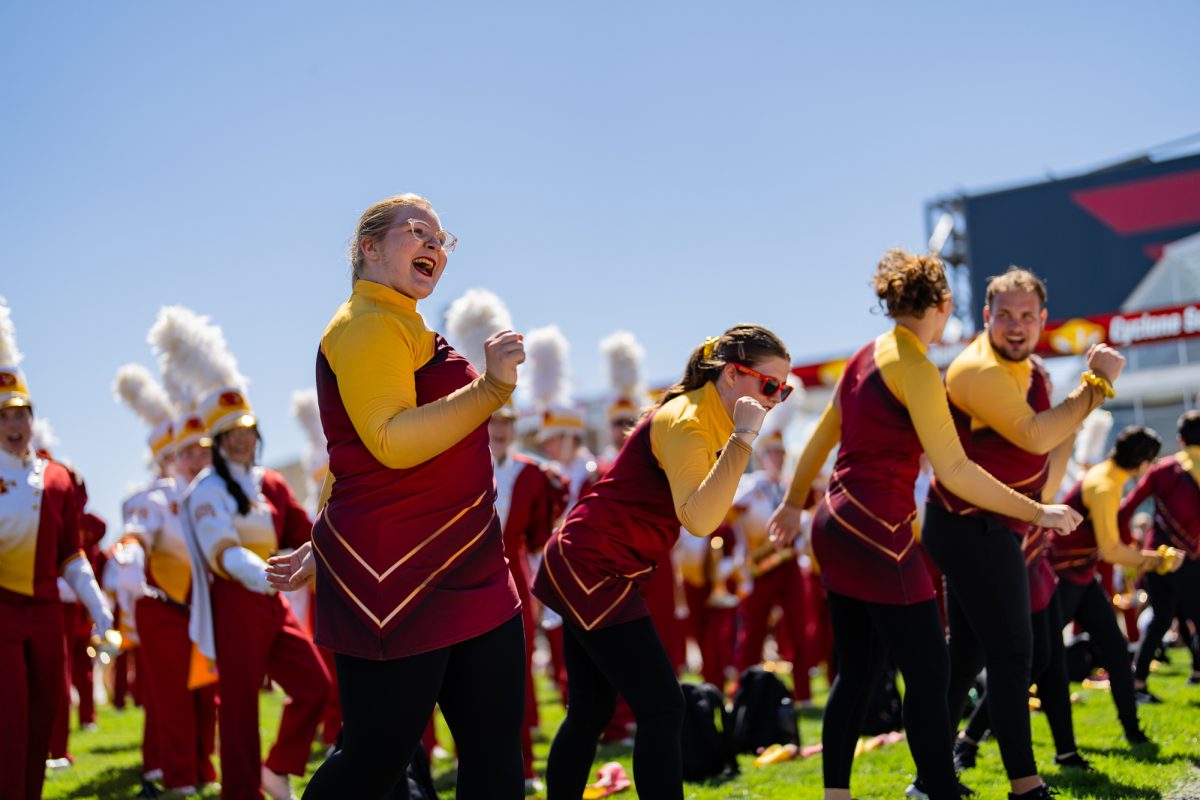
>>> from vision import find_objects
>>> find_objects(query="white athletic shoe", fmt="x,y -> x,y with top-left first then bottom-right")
905,781 -> 931,800
260,766 -> 297,800
524,777 -> 545,795
46,757 -> 73,770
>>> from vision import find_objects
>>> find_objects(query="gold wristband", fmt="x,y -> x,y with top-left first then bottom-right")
1156,544 -> 1180,574
1081,370 -> 1116,399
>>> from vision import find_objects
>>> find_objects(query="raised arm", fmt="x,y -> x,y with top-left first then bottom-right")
327,314 -> 517,470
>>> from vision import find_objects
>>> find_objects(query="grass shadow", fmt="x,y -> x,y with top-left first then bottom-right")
1085,743 -> 1173,765
52,765 -> 145,800
1047,771 -> 1163,800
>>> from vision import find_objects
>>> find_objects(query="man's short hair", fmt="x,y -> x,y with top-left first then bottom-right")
1111,425 -> 1162,471
1178,410 -> 1200,447
985,267 -> 1048,310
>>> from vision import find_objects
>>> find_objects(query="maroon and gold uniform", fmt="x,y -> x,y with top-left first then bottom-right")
122,475 -> 218,791
311,282 -> 519,658
928,343 -> 1068,612
787,328 -> 1045,606
187,461 -> 331,800
534,381 -> 752,632
0,451 -> 85,800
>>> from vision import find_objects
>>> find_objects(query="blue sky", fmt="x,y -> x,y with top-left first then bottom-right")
2,1 -> 1197,527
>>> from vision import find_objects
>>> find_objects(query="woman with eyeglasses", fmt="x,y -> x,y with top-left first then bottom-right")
531,324 -> 789,800
269,194 -> 527,799
767,249 -> 1083,800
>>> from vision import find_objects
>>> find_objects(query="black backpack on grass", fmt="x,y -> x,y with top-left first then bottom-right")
730,666 -> 800,754
381,742 -> 440,800
680,681 -> 740,781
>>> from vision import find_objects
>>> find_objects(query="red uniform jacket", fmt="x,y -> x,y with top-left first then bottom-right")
500,453 -> 568,599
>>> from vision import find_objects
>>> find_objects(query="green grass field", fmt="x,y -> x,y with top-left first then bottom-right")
44,647 -> 1200,799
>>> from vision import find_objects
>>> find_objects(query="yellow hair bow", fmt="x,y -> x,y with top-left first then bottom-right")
702,336 -> 720,361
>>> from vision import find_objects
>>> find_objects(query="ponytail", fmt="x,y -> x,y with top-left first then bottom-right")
210,429 -> 264,516
659,324 -> 789,407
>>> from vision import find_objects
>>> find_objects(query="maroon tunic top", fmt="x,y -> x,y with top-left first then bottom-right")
532,415 -> 681,630
312,335 -> 520,659
1119,455 -> 1200,560
929,359 -> 1057,611
1047,481 -> 1098,586
811,341 -> 934,606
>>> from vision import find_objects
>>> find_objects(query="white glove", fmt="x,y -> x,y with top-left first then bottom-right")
116,556 -> 148,596
57,577 -> 79,603
222,546 -> 274,595
63,557 -> 115,635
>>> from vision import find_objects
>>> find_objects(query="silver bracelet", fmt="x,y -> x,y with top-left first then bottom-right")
733,428 -> 760,436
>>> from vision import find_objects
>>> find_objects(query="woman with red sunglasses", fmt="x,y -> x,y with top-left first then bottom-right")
767,249 -> 1083,800
532,324 -> 790,800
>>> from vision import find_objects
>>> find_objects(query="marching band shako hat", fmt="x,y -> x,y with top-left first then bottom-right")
114,363 -> 179,462
0,297 -> 30,410
493,398 -> 519,420
148,305 -> 253,443
173,411 -> 210,450
199,385 -> 257,439
539,403 -> 586,441
0,366 -> 31,410
147,419 -> 175,459
600,330 -> 649,424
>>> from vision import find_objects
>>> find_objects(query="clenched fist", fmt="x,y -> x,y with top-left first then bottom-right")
732,396 -> 767,443
485,330 -> 525,386
1086,344 -> 1126,385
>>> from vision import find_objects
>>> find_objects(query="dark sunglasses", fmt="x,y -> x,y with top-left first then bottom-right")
731,363 -> 794,400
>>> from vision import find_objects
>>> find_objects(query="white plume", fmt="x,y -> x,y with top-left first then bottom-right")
291,389 -> 326,455
1073,408 -> 1114,467
147,305 -> 247,397
31,417 -> 58,454
161,370 -> 196,412
525,325 -> 571,408
0,295 -> 22,366
600,331 -> 646,401
444,288 -> 513,373
113,363 -> 175,426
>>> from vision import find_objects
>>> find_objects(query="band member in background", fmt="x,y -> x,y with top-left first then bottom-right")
1121,411 -> 1200,699
0,297 -> 113,800
153,304 -> 331,800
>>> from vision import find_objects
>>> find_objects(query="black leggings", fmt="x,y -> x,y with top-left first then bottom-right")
546,616 -> 685,800
302,614 -> 526,800
823,592 -> 958,799
961,593 -> 1077,757
923,504 -> 1036,779
1056,579 -> 1141,737
1135,558 -> 1200,681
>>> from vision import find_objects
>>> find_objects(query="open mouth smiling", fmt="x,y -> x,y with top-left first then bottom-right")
412,257 -> 436,277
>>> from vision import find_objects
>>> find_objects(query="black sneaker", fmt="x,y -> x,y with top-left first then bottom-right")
1009,785 -> 1058,799
1134,688 -> 1162,705
905,776 -> 976,799
953,738 -> 978,771
1053,752 -> 1094,771
1126,728 -> 1153,746
1187,673 -> 1200,686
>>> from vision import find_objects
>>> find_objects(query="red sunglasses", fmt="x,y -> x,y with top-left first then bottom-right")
731,363 -> 794,400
